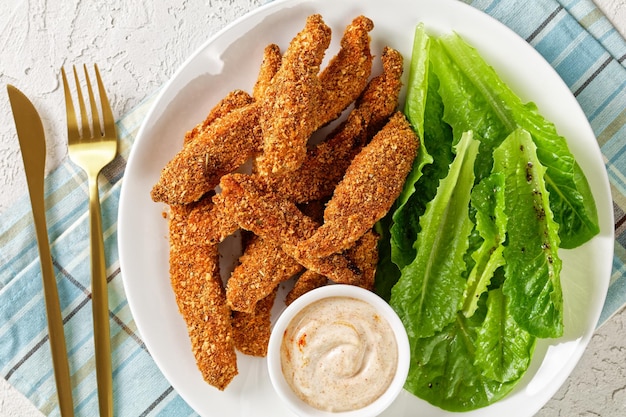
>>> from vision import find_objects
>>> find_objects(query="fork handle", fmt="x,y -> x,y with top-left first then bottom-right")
88,174 -> 113,417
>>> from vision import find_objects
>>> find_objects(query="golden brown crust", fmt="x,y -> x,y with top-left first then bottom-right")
150,103 -> 262,205
168,205 -> 238,391
344,229 -> 380,291
218,173 -> 317,243
284,229 -> 378,307
231,287 -> 278,357
296,112 -> 419,258
253,44 -> 282,101
184,90 -> 255,146
317,15 -> 374,125
226,235 -> 302,313
259,48 -> 404,204
181,195 -> 238,247
218,174 -> 364,286
256,14 -> 331,175
356,47 -> 405,136
285,270 -> 328,306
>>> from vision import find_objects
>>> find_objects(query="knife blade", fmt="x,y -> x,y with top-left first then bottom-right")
7,85 -> 75,417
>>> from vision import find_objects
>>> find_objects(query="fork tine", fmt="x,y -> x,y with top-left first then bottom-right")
61,67 -> 81,143
93,65 -> 116,138
83,64 -> 102,137
72,66 -> 90,139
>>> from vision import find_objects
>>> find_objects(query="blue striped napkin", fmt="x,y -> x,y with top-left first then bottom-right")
1,0 -> 624,416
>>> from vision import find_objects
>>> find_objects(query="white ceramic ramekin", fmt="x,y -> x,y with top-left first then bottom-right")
267,284 -> 410,417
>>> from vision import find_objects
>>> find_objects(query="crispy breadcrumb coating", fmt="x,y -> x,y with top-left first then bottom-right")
218,174 -> 364,286
260,47 -> 404,204
231,287 -> 277,357
285,270 -> 328,305
168,205 -> 238,390
256,14 -> 331,175
344,229 -> 380,290
226,235 -> 302,313
285,229 -> 377,305
355,46 -> 405,137
184,195 -> 238,247
318,15 -> 374,125
183,90 -> 255,146
217,174 -> 317,243
253,44 -> 282,101
151,103 -> 262,205
296,112 -> 419,257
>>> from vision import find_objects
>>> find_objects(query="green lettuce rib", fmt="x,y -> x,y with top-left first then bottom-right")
462,173 -> 507,318
390,132 -> 479,339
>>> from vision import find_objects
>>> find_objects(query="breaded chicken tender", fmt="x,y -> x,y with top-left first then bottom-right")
296,112 -> 419,257
168,205 -> 237,391
185,197 -> 239,247
260,47 -> 404,204
285,229 -> 377,304
354,46 -> 405,137
218,174 -> 365,286
231,287 -> 278,357
183,90 -> 255,146
285,270 -> 328,305
218,174 -> 318,243
253,44 -> 282,101
226,197 -> 327,312
318,15 -> 374,125
226,235 -> 302,313
151,103 -> 262,205
257,14 -> 331,175
344,229 -> 380,290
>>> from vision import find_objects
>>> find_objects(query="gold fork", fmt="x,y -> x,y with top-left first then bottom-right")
61,64 -> 116,417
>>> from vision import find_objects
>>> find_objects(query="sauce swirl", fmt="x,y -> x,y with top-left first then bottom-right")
280,296 -> 398,412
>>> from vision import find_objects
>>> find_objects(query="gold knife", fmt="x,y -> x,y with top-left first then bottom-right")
7,85 -> 75,417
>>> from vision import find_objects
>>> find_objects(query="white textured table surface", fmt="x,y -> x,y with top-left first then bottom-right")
0,1 -> 624,416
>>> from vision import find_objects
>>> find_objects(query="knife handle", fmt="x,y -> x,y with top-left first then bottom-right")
88,174 -> 113,417
31,197 -> 75,417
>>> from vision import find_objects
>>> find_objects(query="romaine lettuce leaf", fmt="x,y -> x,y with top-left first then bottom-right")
373,216 -> 399,301
462,172 -> 507,318
390,69 -> 455,270
405,307 -> 519,411
379,24 -> 596,411
474,288 -> 536,383
374,25 -> 432,300
429,41 -> 502,175
390,26 -> 454,271
494,129 -> 564,338
390,132 -> 479,338
434,33 -> 599,248
403,22 -> 430,153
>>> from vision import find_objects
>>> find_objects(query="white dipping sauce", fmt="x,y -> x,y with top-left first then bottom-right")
280,296 -> 398,412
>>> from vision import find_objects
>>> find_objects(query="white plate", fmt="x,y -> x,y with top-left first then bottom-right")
118,0 -> 614,416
